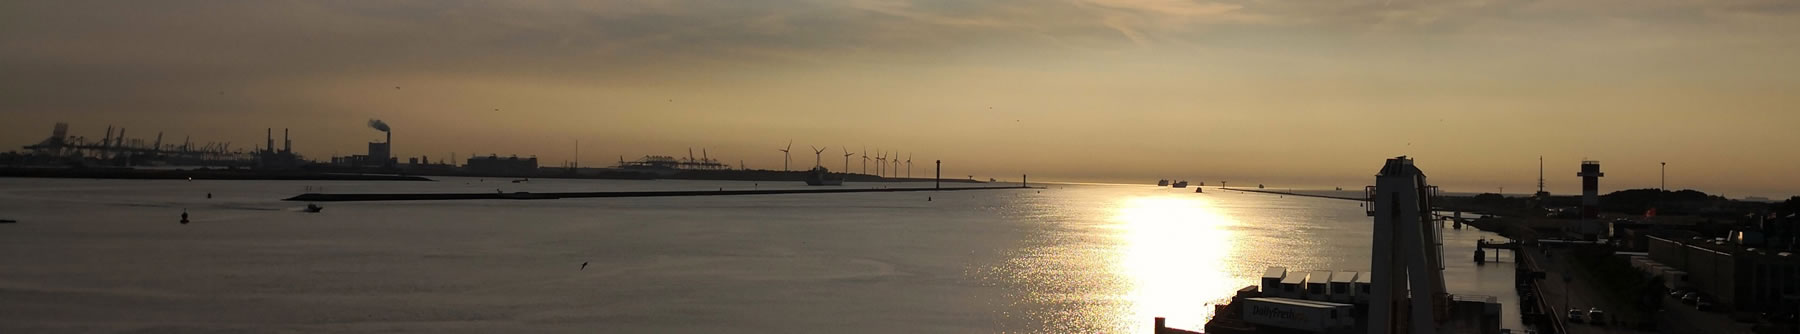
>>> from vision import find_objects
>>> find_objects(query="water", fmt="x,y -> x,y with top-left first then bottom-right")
0,177 -> 1519,333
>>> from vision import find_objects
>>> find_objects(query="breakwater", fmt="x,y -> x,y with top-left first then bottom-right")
285,185 -> 1036,202
1219,187 -> 1364,201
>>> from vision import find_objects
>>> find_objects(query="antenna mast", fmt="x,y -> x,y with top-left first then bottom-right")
1537,155 -> 1545,194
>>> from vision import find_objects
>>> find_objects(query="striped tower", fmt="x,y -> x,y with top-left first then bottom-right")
1578,161 -> 1603,219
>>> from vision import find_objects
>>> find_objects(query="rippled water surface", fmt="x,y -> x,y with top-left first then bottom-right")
0,177 -> 1517,333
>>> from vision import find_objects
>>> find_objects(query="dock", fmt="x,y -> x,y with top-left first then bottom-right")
284,185 -> 1038,202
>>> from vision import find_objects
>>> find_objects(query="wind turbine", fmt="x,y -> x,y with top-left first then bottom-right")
876,151 -> 886,177
906,153 -> 912,178
860,148 -> 870,175
778,140 -> 792,171
891,151 -> 901,178
841,147 -> 854,173
810,145 -> 826,168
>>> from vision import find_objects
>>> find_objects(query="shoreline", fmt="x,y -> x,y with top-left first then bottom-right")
0,167 -> 431,181
285,185 -> 1039,202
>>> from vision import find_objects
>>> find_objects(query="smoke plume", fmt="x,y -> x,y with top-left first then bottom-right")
367,119 -> 391,132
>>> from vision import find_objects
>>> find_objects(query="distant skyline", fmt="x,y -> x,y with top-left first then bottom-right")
3,1 -> 1797,198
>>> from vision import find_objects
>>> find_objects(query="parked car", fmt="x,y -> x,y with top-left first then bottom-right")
1696,298 -> 1714,312
1681,292 -> 1699,305
1587,308 -> 1606,325
1669,289 -> 1688,298
1568,308 -> 1585,323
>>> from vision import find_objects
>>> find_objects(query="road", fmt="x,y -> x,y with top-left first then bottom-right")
1524,246 -> 1654,334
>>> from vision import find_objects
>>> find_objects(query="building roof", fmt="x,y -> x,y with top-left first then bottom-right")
1248,297 -> 1354,308
1355,272 -> 1373,284
1307,271 -> 1333,285
1281,274 -> 1307,285
1330,271 -> 1358,283
1262,267 -> 1287,280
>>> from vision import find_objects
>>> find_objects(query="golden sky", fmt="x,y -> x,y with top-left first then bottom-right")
3,0 -> 1797,197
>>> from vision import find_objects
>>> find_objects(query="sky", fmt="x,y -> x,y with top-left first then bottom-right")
3,0 -> 1797,198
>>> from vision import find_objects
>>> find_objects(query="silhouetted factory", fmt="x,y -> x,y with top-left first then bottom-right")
329,120 -> 395,168
466,154 -> 539,175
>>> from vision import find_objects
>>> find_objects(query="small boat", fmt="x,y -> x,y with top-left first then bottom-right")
804,166 -> 844,186
304,204 -> 324,213
1172,180 -> 1189,188
0,219 -> 16,224
1195,188 -> 1203,193
510,178 -> 530,183
1157,179 -> 1170,187
1258,184 -> 1265,189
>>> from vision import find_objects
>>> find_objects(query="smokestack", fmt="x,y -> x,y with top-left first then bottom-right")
284,128 -> 291,153
266,128 -> 274,154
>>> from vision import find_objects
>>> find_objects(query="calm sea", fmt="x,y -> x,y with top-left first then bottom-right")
0,177 -> 1519,333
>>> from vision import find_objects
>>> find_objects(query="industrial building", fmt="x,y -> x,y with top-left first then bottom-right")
466,155 -> 538,175
1647,234 -> 1800,314
255,128 -> 305,170
331,127 -> 395,168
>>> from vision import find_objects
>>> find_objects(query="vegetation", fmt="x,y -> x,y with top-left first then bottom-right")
1599,188 -> 1726,214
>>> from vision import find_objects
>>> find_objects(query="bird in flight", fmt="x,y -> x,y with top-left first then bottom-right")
580,262 -> 588,270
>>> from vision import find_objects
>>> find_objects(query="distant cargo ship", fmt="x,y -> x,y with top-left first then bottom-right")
1158,179 -> 1170,187
804,166 -> 844,186
1172,180 -> 1189,188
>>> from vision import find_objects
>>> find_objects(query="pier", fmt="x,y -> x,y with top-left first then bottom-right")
285,185 -> 1038,202
1219,187 -> 1364,201
1476,238 -> 1521,263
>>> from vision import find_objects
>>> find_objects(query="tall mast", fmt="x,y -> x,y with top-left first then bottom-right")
1537,156 -> 1545,194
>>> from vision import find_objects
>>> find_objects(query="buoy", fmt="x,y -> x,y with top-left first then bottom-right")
928,197 -> 932,201
206,193 -> 212,199
180,210 -> 190,224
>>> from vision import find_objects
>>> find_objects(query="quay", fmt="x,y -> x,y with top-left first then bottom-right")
284,185 -> 1038,202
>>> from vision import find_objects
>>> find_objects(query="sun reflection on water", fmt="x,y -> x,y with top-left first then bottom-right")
1111,195 -> 1240,331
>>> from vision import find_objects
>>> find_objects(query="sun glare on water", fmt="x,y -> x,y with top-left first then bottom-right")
1111,195 -> 1240,331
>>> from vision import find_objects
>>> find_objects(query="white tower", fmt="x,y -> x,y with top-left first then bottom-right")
1368,156 -> 1448,334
